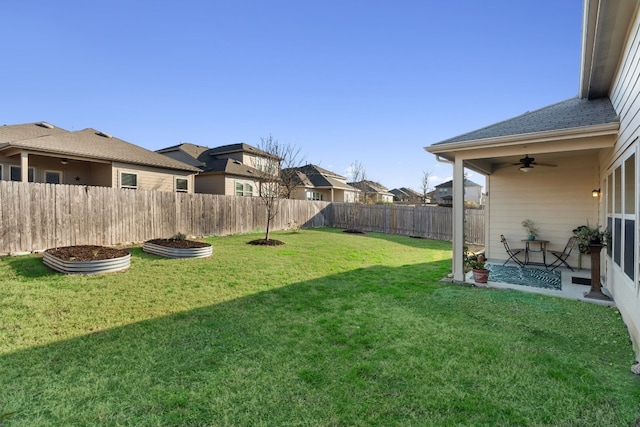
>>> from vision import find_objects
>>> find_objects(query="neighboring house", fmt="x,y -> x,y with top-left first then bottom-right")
432,179 -> 483,206
157,142 -> 279,196
282,164 -> 359,202
390,187 -> 424,204
0,122 -> 199,192
347,180 -> 394,204
425,0 -> 640,358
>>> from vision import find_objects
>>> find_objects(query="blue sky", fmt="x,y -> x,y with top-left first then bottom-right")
2,1 -> 582,191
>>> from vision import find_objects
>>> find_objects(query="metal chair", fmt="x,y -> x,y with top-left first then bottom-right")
500,235 -> 524,266
547,237 -> 577,271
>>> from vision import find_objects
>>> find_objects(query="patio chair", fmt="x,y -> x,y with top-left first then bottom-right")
547,237 -> 577,271
500,235 -> 524,266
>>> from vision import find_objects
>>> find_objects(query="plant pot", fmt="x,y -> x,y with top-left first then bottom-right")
472,268 -> 490,284
527,235 -> 536,241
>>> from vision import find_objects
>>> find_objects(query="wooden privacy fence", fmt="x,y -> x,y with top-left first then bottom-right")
0,181 -> 484,255
331,203 -> 484,244
0,181 -> 331,255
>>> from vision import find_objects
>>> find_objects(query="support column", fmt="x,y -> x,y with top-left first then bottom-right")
452,158 -> 465,281
20,152 -> 29,182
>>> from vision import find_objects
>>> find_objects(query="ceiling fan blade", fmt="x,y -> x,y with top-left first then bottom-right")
532,162 -> 557,167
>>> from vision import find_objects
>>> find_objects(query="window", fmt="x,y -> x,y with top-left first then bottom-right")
120,172 -> 138,189
176,178 -> 188,193
306,190 -> 323,201
235,182 -> 253,196
607,151 -> 636,281
45,171 -> 62,184
10,166 -> 34,182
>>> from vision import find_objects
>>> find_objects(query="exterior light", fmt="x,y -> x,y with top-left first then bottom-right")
592,188 -> 601,198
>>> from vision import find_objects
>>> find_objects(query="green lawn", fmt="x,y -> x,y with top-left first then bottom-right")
1,228 -> 638,426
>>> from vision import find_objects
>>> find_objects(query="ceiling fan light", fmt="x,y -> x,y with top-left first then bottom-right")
520,166 -> 533,172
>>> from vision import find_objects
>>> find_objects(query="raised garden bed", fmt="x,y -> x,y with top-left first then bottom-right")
43,245 -> 131,274
143,238 -> 212,259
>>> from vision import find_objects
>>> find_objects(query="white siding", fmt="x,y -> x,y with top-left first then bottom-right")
605,6 -> 640,356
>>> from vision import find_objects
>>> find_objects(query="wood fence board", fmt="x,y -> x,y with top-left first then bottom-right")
0,182 -> 483,254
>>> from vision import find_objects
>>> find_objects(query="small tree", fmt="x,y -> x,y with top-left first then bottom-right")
346,160 -> 367,232
421,170 -> 432,204
254,135 -> 303,243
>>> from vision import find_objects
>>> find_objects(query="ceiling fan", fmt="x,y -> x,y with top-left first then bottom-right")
511,155 -> 557,172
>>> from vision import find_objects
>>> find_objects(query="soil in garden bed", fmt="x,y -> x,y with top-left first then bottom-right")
146,239 -> 211,249
45,245 -> 129,261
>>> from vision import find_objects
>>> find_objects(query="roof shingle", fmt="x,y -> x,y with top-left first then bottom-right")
432,97 -> 618,145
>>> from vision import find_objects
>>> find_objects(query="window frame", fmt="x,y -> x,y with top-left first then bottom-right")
235,181 -> 254,196
120,172 -> 138,189
306,190 -> 323,201
45,170 -> 62,184
10,165 -> 35,182
175,178 -> 188,193
606,148 -> 636,283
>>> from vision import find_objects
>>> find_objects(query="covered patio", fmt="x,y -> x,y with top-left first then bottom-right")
426,97 -> 618,285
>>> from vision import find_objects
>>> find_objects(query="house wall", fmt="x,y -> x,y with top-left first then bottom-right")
91,163 -> 112,187
487,153 -> 600,268
290,187 -> 349,202
224,175 -> 261,196
112,162 -> 194,193
603,6 -> 640,356
195,174 -> 226,194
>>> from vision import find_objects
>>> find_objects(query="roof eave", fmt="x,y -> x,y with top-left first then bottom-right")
424,122 -> 619,155
579,0 -> 639,99
0,144 -> 200,172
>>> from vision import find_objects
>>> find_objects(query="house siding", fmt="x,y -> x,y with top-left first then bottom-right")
604,6 -> 640,356
112,162 -> 194,193
225,176 -> 261,197
195,174 -> 226,194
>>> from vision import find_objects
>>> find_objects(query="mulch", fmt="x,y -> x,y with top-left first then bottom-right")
146,239 -> 211,249
45,245 -> 129,261
247,239 -> 285,246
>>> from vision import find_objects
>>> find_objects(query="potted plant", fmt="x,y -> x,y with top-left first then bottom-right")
522,219 -> 539,240
465,251 -> 489,284
572,224 -> 609,254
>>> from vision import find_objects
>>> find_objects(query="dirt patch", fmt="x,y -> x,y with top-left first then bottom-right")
343,229 -> 366,234
247,239 -> 285,246
147,239 -> 211,249
45,245 -> 129,261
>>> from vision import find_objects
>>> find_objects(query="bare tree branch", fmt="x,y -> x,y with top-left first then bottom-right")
255,135 -> 304,241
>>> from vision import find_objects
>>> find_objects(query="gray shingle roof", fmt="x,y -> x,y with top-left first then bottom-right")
0,122 -> 69,141
390,187 -> 421,198
347,180 -> 393,195
432,97 -> 618,145
435,179 -> 481,189
285,164 -> 356,191
156,143 -> 265,177
207,143 -> 279,160
0,124 -> 200,172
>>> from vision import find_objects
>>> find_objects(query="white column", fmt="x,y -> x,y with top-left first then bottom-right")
452,157 -> 465,281
20,152 -> 29,182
